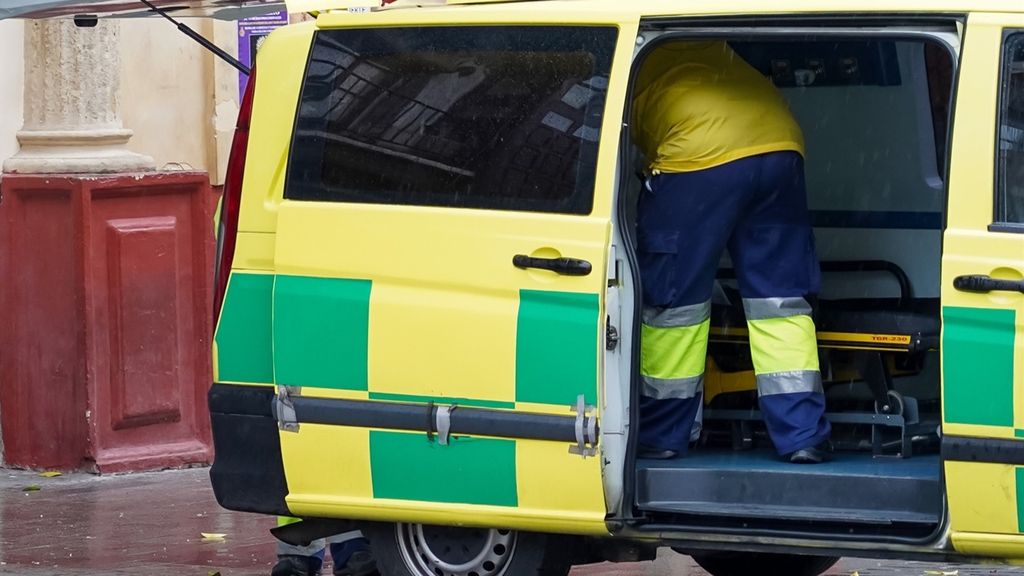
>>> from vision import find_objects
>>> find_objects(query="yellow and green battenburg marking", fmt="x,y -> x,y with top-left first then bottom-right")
214,271 -> 600,509
942,306 -> 1024,534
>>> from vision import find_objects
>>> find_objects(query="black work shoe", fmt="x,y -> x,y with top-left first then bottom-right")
638,446 -> 679,459
272,555 -> 322,576
787,441 -> 834,464
334,550 -> 378,576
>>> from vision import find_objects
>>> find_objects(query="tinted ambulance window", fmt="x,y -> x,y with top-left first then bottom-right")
997,32 -> 1024,225
286,26 -> 617,214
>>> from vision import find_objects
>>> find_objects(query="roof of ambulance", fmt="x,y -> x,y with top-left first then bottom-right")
353,0 -> 1024,17
297,0 -> 1024,28
3,0 -> 1023,21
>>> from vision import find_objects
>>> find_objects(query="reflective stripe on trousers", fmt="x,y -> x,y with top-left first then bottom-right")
640,301 -> 710,400
276,516 -> 365,557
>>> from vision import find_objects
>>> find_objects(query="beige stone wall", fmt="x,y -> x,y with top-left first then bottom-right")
0,20 -> 25,163
120,19 -> 216,178
1,17 -> 241,182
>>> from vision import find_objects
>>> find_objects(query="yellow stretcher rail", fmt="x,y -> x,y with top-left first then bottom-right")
709,326 -> 916,352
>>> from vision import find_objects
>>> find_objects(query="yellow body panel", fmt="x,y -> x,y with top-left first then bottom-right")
281,424 -> 375,500
239,21 -> 315,235
952,533 -> 1024,560
285,493 -> 608,536
233,232 -> 277,272
945,462 -> 1020,535
942,12 -> 1024,554
515,440 -> 606,517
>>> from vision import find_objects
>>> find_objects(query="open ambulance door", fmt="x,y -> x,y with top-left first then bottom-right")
265,11 -> 638,535
0,0 -> 282,20
942,12 -> 1024,558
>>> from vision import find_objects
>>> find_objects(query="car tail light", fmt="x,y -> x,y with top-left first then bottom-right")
213,66 -> 256,323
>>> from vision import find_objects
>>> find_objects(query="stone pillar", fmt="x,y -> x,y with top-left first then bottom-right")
0,19 -> 213,473
2,19 -> 153,174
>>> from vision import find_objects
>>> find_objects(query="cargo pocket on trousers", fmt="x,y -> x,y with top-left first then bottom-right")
636,229 -> 680,308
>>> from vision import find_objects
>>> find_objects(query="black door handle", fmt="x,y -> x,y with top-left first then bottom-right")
953,274 -> 1024,294
513,254 -> 592,276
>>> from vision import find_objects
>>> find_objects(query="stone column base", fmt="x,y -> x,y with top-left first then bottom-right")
3,128 -> 154,174
0,171 -> 213,472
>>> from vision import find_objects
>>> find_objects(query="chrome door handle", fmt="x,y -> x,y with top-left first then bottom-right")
513,254 -> 592,276
953,275 -> 1024,294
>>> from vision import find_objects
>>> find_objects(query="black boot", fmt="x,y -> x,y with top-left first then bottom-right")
787,440 -> 833,464
637,444 -> 679,459
272,555 -> 322,576
334,550 -> 378,576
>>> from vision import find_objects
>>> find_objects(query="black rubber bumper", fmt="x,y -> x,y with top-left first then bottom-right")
208,383 -> 291,516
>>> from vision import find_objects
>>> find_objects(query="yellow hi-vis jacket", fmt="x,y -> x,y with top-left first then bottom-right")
632,41 -> 806,174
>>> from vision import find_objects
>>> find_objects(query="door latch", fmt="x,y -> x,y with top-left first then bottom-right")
606,323 -> 619,351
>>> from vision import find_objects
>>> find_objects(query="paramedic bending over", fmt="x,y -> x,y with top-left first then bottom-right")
631,41 -> 832,463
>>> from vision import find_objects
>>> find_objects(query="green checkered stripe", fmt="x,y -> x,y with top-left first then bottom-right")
214,273 -> 600,507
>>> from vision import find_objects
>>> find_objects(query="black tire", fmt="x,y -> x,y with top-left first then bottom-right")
364,522 -> 571,576
691,551 -> 840,576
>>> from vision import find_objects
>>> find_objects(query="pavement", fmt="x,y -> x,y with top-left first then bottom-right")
0,467 -> 1022,576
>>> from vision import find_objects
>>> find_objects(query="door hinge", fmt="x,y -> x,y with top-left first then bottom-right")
569,394 -> 598,458
273,386 -> 301,433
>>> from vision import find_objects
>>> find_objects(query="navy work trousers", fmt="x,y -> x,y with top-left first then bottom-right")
636,151 -> 831,456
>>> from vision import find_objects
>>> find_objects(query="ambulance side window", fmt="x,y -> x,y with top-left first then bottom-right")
997,32 -> 1024,226
285,26 -> 617,215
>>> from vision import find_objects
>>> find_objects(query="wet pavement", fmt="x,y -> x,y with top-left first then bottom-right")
0,467 -> 1022,576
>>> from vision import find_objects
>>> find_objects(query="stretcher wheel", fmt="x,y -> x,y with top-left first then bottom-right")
875,390 -> 905,416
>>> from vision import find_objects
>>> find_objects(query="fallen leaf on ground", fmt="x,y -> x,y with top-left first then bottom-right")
200,533 -> 227,542
21,485 -> 40,492
38,471 -> 61,478
208,571 -> 221,576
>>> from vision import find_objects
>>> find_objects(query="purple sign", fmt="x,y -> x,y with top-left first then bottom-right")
238,10 -> 289,99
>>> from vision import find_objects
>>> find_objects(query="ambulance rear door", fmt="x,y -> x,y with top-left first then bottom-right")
941,12 -> 1024,558
267,9 -> 636,535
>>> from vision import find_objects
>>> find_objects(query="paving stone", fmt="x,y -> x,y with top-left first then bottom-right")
0,468 -> 1022,575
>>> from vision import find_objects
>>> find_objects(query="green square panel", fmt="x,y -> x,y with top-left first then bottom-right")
215,273 -> 274,383
273,275 -> 371,390
943,306 -> 1016,427
516,290 -> 599,406
369,431 -> 517,507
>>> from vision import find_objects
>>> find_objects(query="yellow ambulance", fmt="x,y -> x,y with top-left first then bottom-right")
201,1 -> 1024,575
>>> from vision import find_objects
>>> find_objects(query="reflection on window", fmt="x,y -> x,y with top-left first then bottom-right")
286,26 -> 617,214
998,33 -> 1024,225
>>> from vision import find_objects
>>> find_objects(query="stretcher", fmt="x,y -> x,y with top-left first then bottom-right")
704,260 -> 941,458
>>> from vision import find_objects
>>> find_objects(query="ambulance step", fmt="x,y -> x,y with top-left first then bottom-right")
636,450 -> 941,526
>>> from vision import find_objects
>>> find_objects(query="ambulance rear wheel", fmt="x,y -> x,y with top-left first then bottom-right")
690,551 -> 840,576
366,522 -> 571,576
